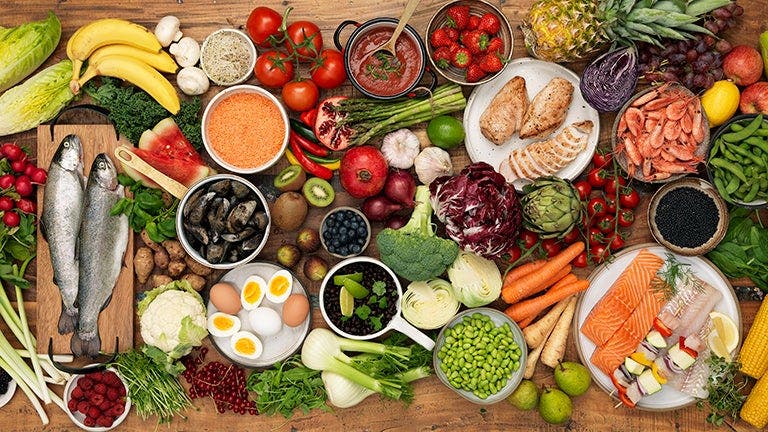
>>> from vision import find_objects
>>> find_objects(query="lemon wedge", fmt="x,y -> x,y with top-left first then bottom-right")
707,311 -> 739,360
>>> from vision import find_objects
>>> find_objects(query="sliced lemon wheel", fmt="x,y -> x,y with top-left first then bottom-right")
707,311 -> 739,360
339,287 -> 355,317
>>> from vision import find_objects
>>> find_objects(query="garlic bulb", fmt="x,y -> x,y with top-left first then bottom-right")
381,129 -> 420,169
414,147 -> 453,185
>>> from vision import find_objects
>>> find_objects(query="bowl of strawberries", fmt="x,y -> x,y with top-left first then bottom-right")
64,368 -> 130,431
426,0 -> 514,85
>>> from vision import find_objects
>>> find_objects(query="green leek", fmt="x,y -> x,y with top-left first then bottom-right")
0,12 -> 61,92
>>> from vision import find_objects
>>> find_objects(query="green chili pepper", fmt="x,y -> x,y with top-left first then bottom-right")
722,114 -> 763,142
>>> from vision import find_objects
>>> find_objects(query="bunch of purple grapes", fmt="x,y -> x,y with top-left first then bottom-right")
637,2 -> 744,91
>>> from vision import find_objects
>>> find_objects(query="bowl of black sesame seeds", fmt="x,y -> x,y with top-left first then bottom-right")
648,177 -> 729,256
320,206 -> 371,258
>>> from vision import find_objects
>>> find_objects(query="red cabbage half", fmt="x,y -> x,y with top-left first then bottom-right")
580,46 -> 639,113
429,162 -> 522,258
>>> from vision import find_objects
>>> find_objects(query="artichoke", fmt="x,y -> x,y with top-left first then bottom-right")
521,176 -> 583,239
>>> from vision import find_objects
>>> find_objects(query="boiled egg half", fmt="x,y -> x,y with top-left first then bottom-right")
207,312 -> 241,338
230,331 -> 263,360
240,275 -> 267,310
266,270 -> 293,303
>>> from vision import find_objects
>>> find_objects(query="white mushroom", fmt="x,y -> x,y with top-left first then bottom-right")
176,66 -> 210,96
154,16 -> 183,48
169,37 -> 201,68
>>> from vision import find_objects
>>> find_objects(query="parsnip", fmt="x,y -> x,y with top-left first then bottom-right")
523,312 -> 559,379
523,297 -> 569,349
540,295 -> 578,369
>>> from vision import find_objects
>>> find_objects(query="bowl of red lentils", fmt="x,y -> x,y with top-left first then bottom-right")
202,85 -> 290,174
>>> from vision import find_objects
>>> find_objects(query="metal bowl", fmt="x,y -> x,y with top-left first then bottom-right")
425,0 -> 514,86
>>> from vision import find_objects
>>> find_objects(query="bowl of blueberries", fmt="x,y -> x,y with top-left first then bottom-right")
320,206 -> 371,258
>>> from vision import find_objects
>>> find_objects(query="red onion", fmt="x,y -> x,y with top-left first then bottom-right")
383,169 -> 416,207
362,195 -> 403,221
385,214 -> 409,230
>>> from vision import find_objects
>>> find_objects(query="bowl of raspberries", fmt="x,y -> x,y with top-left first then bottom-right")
426,0 -> 514,85
64,369 -> 130,431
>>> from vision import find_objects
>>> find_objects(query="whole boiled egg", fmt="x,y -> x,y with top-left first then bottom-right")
230,331 -> 263,360
248,307 -> 283,337
266,269 -> 293,304
240,275 -> 267,310
207,312 -> 241,338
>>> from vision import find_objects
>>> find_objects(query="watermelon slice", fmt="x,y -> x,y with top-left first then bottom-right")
139,117 -> 205,164
120,146 -> 211,188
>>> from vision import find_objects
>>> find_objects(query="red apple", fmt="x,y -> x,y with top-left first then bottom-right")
740,81 -> 768,114
723,45 -> 764,86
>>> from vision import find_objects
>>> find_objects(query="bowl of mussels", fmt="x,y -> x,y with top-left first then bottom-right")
177,174 -> 271,269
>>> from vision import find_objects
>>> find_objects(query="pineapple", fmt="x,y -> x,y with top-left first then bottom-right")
521,0 -> 734,63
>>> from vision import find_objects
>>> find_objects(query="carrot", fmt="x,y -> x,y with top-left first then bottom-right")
550,273 -> 578,293
503,259 -> 547,288
541,295 -> 578,368
505,278 -> 589,322
518,314 -> 535,330
501,242 -> 585,304
522,296 -> 570,348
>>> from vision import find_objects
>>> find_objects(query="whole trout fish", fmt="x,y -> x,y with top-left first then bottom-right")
71,154 -> 129,358
40,134 -> 84,334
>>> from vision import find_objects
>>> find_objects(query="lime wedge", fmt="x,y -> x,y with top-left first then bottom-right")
342,278 -> 369,299
333,272 -> 363,285
339,287 -> 355,317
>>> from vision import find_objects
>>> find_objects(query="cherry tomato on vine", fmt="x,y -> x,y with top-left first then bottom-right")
592,150 -> 612,168
562,228 -> 580,245
595,215 -> 616,234
605,194 -> 618,214
245,6 -> 283,48
604,175 -> 628,196
282,79 -> 319,112
310,49 -> 347,89
541,238 -> 562,258
254,51 -> 295,87
572,251 -> 589,268
608,235 -> 625,250
590,245 -> 609,263
573,180 -> 592,201
618,208 -> 635,227
588,227 -> 605,246
587,167 -> 608,188
506,244 -> 522,263
285,21 -> 323,59
518,229 -> 539,249
619,188 -> 640,209
587,197 -> 607,218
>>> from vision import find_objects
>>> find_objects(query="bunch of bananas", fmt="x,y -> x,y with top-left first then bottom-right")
67,18 -> 180,114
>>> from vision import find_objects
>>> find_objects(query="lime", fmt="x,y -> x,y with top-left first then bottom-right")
339,287 -> 355,317
427,115 -> 465,150
342,278 -> 369,299
700,80 -> 739,127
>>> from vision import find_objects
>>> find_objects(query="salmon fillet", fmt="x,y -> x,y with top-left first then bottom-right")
519,77 -> 574,139
479,76 -> 529,145
581,249 -> 665,347
590,289 -> 666,376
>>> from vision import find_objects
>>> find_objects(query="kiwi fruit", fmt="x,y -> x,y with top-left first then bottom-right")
274,165 -> 306,192
302,177 -> 335,207
272,192 -> 308,231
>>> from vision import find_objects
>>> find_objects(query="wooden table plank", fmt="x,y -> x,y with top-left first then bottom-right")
1,1 -> 765,431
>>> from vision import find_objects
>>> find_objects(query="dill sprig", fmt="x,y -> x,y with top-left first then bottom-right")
696,355 -> 748,426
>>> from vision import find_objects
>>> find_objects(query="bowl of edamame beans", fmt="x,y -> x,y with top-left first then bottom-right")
707,114 -> 768,208
433,308 -> 526,404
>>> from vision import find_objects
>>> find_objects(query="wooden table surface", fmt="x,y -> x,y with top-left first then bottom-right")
2,0 -> 766,431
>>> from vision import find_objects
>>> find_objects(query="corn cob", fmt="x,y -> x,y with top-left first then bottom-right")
741,372 -> 768,428
740,298 -> 768,378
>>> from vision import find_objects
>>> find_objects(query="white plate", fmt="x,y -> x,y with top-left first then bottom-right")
207,262 -> 311,368
573,244 -> 741,411
0,379 -> 16,408
463,57 -> 600,190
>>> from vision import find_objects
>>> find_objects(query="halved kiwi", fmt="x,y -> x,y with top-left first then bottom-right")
274,165 -> 306,192
302,177 -> 335,207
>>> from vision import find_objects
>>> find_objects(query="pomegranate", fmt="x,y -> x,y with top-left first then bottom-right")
340,146 -> 388,199
314,96 -> 353,150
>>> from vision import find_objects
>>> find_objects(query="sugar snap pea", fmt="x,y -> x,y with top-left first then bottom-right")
722,114 -> 763,142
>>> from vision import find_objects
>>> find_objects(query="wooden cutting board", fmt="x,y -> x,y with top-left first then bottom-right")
35,125 -> 134,355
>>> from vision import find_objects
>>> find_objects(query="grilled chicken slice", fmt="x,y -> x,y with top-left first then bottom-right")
479,76 -> 529,145
519,77 -> 574,139
499,120 -> 593,182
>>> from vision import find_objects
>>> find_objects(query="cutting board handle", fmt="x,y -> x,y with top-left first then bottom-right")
113,146 -> 189,199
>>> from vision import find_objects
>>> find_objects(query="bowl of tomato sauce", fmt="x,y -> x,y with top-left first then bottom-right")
201,85 -> 289,174
333,18 -> 436,99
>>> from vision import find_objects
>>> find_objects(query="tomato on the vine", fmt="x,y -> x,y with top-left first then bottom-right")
572,251 -> 589,268
592,150 -> 612,168
588,227 -> 605,246
282,79 -> 319,112
587,167 -> 608,188
609,235 -> 625,250
254,51 -> 295,87
518,229 -> 539,249
573,180 -> 592,201
587,197 -> 607,218
619,187 -> 640,209
618,208 -> 635,227
506,244 -> 522,263
541,238 -> 562,258
246,6 -> 283,48
562,228 -> 580,245
595,215 -> 616,234
285,21 -> 323,59
311,49 -> 347,89
590,245 -> 609,263
604,175 -> 628,195
605,194 -> 618,214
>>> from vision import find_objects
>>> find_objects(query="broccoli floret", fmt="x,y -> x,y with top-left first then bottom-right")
376,185 -> 459,281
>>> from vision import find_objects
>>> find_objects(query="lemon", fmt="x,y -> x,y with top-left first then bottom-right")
707,311 -> 739,360
339,287 -> 355,317
700,80 -> 740,127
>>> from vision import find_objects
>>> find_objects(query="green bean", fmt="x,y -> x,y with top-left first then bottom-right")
722,114 -> 763,142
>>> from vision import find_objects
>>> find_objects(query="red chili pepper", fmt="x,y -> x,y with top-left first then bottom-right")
300,108 -> 318,127
652,317 -> 673,337
678,336 -> 699,359
290,130 -> 330,157
289,138 -> 333,180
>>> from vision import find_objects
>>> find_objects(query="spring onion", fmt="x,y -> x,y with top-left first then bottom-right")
401,279 -> 460,329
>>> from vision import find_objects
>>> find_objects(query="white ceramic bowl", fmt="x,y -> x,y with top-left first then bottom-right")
201,84 -> 290,174
200,29 -> 257,86
0,379 -> 16,408
63,369 -> 131,432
